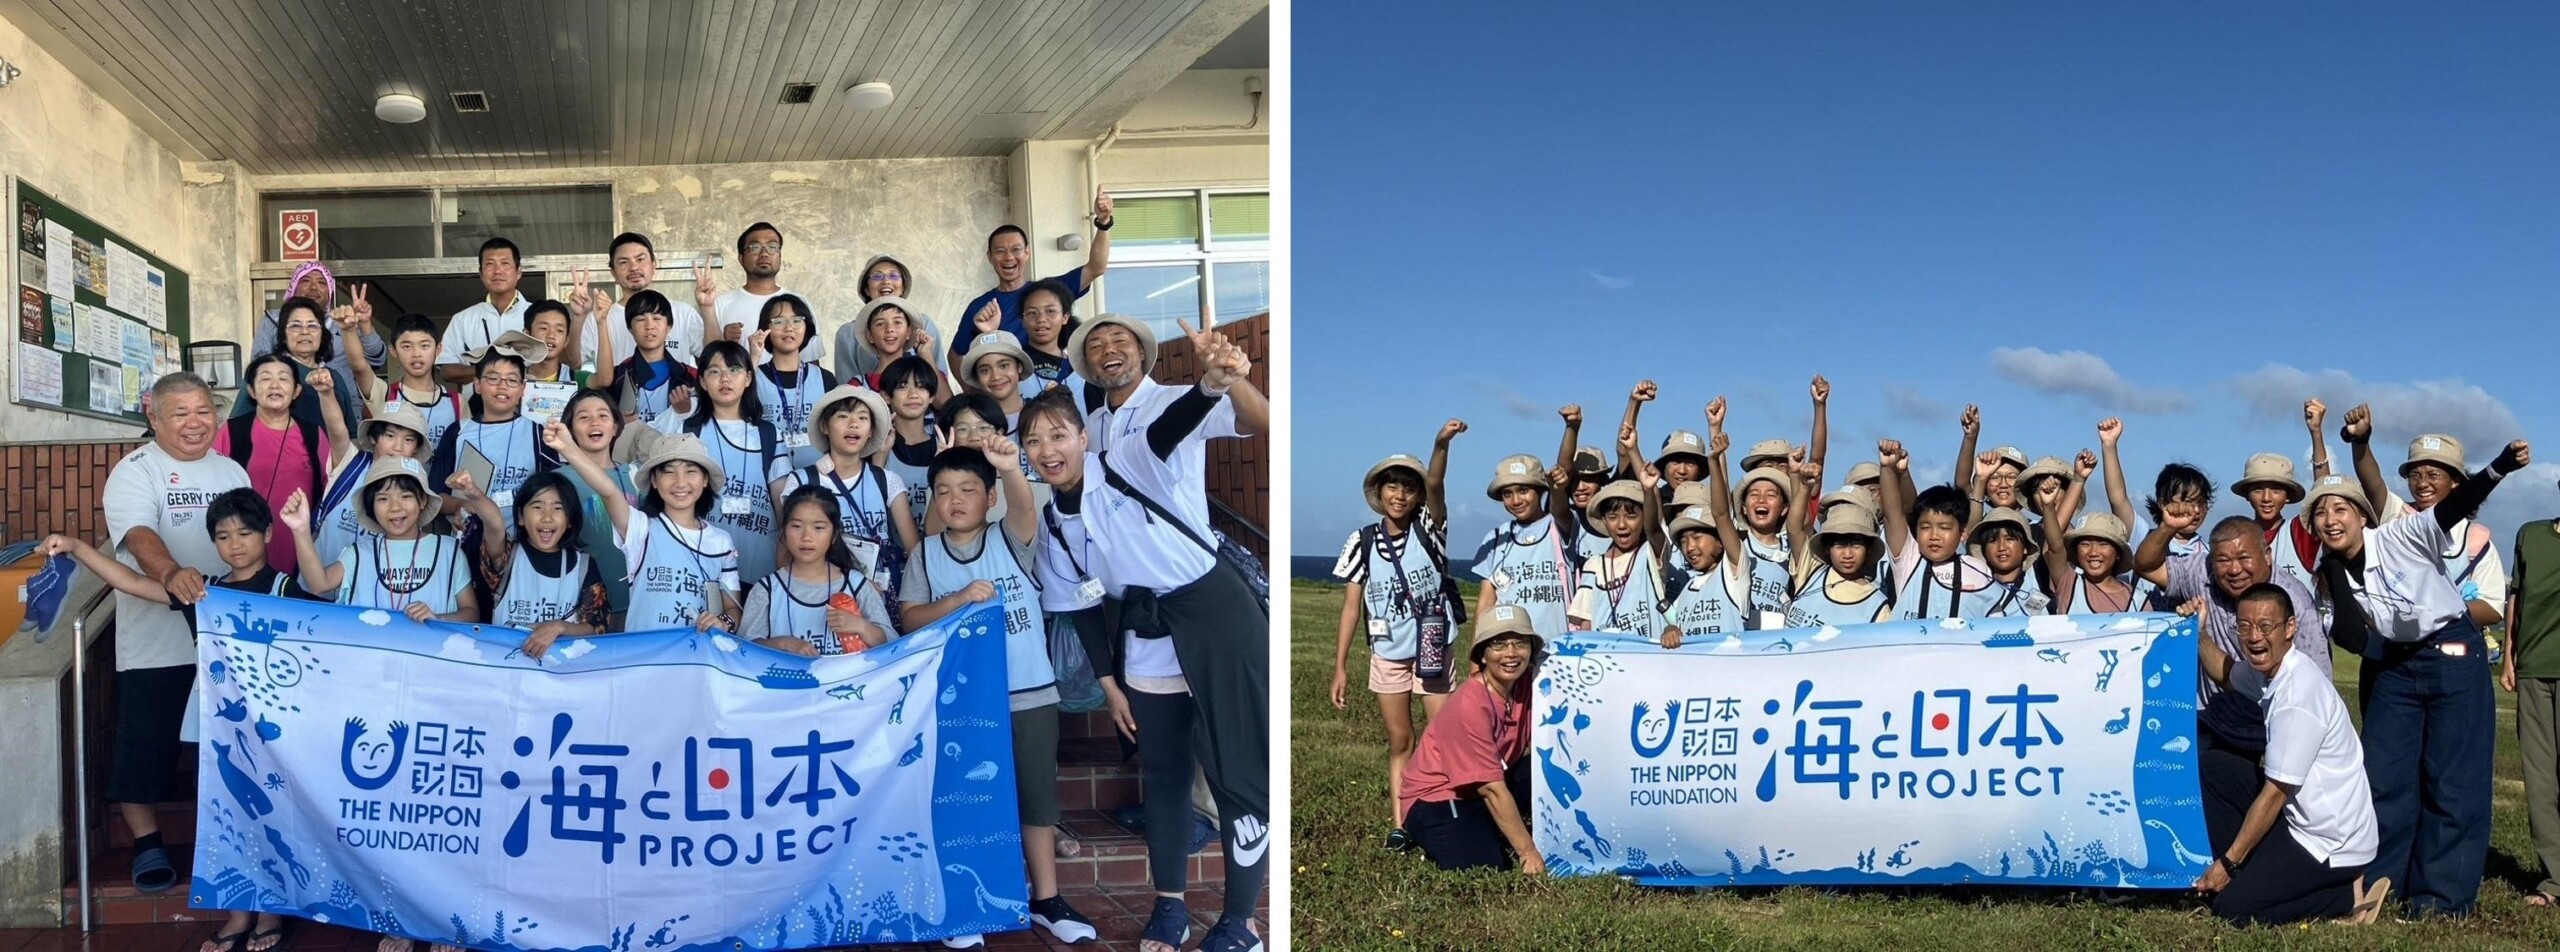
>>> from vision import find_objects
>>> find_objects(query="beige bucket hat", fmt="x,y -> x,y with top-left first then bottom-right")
1818,487 -> 1874,517
1570,445 -> 1611,478
1814,504 -> 1880,543
855,296 -> 922,336
1968,506 -> 2039,556
1667,503 -> 1720,538
1740,439 -> 1794,473
1844,460 -> 1883,487
1655,430 -> 1711,469
1065,313 -> 1158,385
810,384 -> 892,457
2400,434 -> 2466,479
1470,603 -> 1544,662
637,433 -> 727,509
466,329 -> 551,368
1363,454 -> 1427,515
2062,511 -> 2135,567
2232,452 -> 2306,502
957,331 -> 1031,392
2303,474 -> 2377,524
1669,481 -> 1714,512
1736,466 -> 1794,505
2018,456 -> 2074,493
361,400 -> 431,456
355,456 -> 443,535
1986,446 -> 2030,472
1485,453 -> 1552,500
1583,479 -> 1648,522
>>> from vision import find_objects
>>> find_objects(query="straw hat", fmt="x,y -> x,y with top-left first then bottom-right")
637,434 -> 726,508
1363,454 -> 1426,515
1844,460 -> 1883,487
2230,452 -> 2305,503
1667,503 -> 1720,538
1470,603 -> 1544,663
1485,453 -> 1552,500
361,400 -> 430,456
1986,446 -> 2030,472
2303,474 -> 2376,525
354,457 -> 443,535
2061,511 -> 2135,567
957,331 -> 1031,392
2399,434 -> 2466,479
466,330 -> 550,368
1065,313 -> 1158,385
1583,480 -> 1648,522
810,384 -> 891,457
1655,430 -> 1711,469
1968,506 -> 2039,556
1740,439 -> 1793,472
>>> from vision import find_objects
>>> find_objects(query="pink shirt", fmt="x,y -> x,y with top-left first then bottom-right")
214,416 -> 328,571
1399,674 -> 1531,824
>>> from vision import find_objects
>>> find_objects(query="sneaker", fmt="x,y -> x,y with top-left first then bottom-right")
1383,827 -> 1413,851
1199,917 -> 1263,952
938,934 -> 985,949
1030,895 -> 1098,943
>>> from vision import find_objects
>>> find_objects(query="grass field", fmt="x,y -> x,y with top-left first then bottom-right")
1287,580 -> 2560,950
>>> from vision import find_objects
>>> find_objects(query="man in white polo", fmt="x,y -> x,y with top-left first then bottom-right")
437,236 -> 532,384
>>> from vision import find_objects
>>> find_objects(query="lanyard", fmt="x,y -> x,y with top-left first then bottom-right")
1376,523 -> 1423,618
1511,517 -> 1569,588
779,569 -> 849,643
371,535 -> 441,609
653,514 -> 724,594
471,419 -> 531,485
823,463 -> 889,540
1043,505 -> 1092,580
1597,547 -> 1639,628
704,419 -> 760,495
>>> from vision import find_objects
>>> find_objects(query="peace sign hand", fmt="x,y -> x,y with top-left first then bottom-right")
567,268 -> 596,318
693,260 -> 718,312
1961,404 -> 1981,437
350,283 -> 373,321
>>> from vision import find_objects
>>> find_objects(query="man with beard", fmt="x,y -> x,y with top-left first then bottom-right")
950,188 -> 1114,365
577,232 -> 709,370
708,222 -> 796,353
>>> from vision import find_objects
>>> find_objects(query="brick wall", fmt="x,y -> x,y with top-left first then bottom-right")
1148,313 -> 1270,562
0,440 -> 144,545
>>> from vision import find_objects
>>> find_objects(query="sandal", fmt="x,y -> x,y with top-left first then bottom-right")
200,929 -> 251,952
245,917 -> 291,952
1198,917 -> 1263,952
1053,825 -> 1083,858
2526,891 -> 2556,908
131,846 -> 178,894
1139,897 -> 1191,952
2348,877 -> 2392,925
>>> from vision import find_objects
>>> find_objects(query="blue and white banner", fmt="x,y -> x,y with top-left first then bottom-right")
186,589 -> 1029,950
1535,613 -> 2210,889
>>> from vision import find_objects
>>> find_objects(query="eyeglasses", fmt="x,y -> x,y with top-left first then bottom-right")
2231,621 -> 2290,636
766,315 -> 808,326
284,321 -> 325,332
742,242 -> 783,254
867,270 -> 904,282
479,375 -> 525,387
700,365 -> 750,377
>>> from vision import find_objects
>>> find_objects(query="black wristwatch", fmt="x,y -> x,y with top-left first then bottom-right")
1095,215 -> 1114,232
2220,852 -> 2247,874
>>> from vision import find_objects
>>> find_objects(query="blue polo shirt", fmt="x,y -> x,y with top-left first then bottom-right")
949,269 -> 1088,362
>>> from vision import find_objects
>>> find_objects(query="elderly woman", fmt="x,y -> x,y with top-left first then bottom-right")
235,296 -> 363,431
2317,404 -> 2529,918
251,262 -> 384,383
1398,604 -> 1543,874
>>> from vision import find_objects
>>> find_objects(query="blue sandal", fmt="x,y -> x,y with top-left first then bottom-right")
1140,897 -> 1190,952
1199,917 -> 1262,952
131,846 -> 178,894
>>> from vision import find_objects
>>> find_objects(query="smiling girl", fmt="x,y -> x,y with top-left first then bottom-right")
283,457 -> 478,624
831,255 -> 945,384
564,431 -> 740,631
748,293 -> 836,469
452,465 -> 609,658
682,340 -> 791,586
740,486 -> 895,656
776,385 -> 922,608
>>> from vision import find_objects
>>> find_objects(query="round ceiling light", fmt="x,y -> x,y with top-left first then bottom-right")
843,81 -> 895,112
374,93 -> 427,124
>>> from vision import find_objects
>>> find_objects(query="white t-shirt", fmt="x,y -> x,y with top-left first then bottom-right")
2261,649 -> 2379,865
2378,492 -> 2508,606
589,297 -> 707,370
1081,378 -> 1241,594
713,288 -> 794,357
438,295 -> 533,367
102,444 -> 250,670
2332,509 -> 2474,643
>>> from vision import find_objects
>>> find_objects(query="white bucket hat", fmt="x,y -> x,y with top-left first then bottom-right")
1066,313 -> 1158,385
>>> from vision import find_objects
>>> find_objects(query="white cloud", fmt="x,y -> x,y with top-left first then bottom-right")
1462,376 -> 1548,421
1990,348 -> 2189,415
2227,364 -> 2523,456
2479,463 -> 2560,542
1587,270 -> 1633,290
437,633 -> 485,663
1882,385 -> 1950,424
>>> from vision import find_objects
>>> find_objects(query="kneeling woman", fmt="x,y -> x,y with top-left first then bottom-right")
1398,605 -> 1543,874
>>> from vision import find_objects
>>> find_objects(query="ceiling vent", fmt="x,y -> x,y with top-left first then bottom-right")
780,82 -> 818,105
449,91 -> 491,113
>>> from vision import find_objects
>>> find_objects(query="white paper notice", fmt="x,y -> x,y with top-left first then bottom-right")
43,222 -> 73,300
75,303 -> 120,361
16,343 -> 62,404
105,241 -> 147,316
87,361 -> 120,413
142,266 -> 168,329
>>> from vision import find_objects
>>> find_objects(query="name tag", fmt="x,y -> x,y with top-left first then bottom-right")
1367,618 -> 1389,639
783,431 -> 811,449
489,490 -> 515,509
844,536 -> 884,586
1076,577 -> 1104,604
1488,569 -> 1512,591
720,495 -> 750,516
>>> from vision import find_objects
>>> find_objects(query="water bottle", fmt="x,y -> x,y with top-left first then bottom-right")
1415,594 -> 1451,681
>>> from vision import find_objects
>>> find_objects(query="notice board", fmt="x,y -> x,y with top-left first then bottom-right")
10,179 -> 193,425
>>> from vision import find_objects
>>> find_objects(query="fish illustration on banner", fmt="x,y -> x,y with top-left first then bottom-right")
1535,612 -> 2208,889
186,589 -> 1028,949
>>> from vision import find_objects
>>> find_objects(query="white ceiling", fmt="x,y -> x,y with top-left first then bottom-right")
0,0 -> 1267,174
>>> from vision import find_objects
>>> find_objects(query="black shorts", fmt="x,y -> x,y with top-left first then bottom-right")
107,664 -> 196,805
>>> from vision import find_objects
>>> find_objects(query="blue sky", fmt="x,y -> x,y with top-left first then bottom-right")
1291,2 -> 2560,558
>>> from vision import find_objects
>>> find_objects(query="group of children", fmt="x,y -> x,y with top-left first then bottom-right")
1336,377 -> 2557,927
80,200 -> 1270,952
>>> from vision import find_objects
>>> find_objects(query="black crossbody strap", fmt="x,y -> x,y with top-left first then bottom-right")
1098,452 -> 1216,557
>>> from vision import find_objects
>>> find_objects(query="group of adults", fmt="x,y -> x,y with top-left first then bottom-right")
1340,380 -> 2559,929
88,190 -> 1271,952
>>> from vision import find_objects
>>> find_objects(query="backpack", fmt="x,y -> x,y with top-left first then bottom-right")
1351,519 -> 1470,628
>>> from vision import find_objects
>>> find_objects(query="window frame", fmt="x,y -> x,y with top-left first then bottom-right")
1100,187 -> 1270,333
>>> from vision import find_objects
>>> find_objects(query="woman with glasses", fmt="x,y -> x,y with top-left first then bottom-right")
238,296 -> 364,432
831,254 -> 944,384
748,293 -> 836,470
